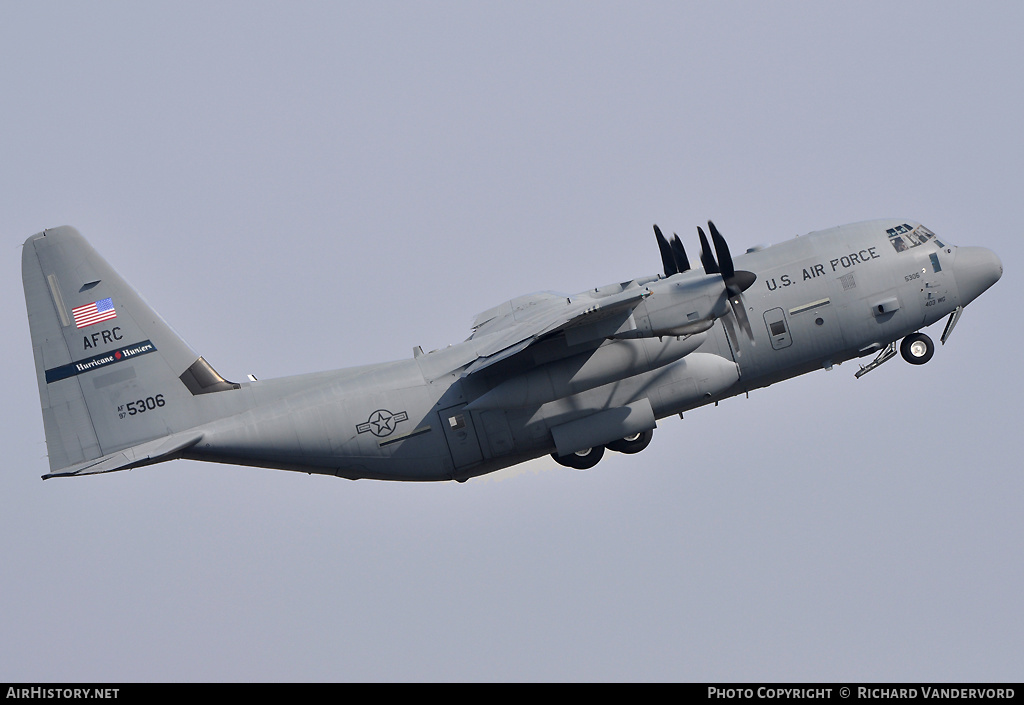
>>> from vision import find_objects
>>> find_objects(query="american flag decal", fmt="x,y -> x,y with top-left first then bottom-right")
72,298 -> 117,328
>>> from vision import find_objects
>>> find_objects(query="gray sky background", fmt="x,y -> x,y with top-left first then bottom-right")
2,1 -> 1022,682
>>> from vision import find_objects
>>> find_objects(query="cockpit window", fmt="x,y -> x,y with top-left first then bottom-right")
887,223 -> 943,253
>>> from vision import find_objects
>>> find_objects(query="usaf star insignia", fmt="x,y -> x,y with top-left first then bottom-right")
356,409 -> 409,438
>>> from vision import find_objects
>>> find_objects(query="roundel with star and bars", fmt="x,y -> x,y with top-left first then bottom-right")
356,409 -> 409,438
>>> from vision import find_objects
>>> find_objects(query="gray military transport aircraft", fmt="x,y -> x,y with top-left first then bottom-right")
22,219 -> 1001,481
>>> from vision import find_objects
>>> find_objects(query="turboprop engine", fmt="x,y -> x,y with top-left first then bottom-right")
617,222 -> 757,348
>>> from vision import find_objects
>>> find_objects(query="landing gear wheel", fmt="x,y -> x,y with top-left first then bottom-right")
900,333 -> 934,365
606,429 -> 654,454
552,445 -> 605,470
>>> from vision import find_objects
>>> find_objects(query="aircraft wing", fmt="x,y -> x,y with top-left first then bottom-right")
463,285 -> 651,376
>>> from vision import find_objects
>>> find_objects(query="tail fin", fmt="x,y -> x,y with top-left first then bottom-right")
22,226 -> 240,478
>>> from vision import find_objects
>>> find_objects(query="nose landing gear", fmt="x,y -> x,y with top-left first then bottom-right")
900,333 -> 935,365
856,331 -> 937,378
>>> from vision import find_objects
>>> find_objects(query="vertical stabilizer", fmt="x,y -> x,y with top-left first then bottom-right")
22,226 -> 240,477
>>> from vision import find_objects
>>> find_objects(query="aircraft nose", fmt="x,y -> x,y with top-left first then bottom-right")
953,246 -> 1003,306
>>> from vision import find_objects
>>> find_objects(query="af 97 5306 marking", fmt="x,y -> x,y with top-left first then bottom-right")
119,394 -> 165,419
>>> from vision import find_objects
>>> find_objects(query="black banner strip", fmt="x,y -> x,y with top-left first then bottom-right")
45,340 -> 158,384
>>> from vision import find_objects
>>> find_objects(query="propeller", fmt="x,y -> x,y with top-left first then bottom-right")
654,224 -> 675,276
653,224 -> 691,277
696,226 -> 720,274
705,220 -> 756,346
670,233 -> 690,274
650,220 -> 757,350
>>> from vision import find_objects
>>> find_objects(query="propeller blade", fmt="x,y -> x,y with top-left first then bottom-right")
729,294 -> 755,342
670,233 -> 691,273
707,221 -> 735,281
720,308 -> 741,355
697,226 -> 720,274
654,224 -> 677,276
707,220 -> 756,344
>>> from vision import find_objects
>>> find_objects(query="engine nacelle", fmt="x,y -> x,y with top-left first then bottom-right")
627,275 -> 729,337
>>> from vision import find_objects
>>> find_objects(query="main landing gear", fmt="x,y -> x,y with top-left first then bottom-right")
551,429 -> 654,470
552,445 -> 605,470
606,429 -> 654,454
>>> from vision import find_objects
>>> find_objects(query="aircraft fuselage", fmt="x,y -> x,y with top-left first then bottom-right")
173,218 -> 1000,481
22,218 -> 1001,481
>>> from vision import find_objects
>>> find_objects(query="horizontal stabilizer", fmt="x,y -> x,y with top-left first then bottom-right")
42,430 -> 204,479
